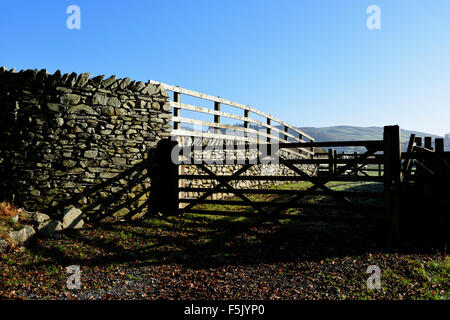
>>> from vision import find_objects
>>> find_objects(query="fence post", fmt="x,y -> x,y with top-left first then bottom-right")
157,139 -> 179,216
414,137 -> 422,147
214,101 -> 221,134
328,149 -> 333,176
244,108 -> 250,140
435,138 -> 444,152
424,137 -> 432,150
383,125 -> 402,245
244,109 -> 249,129
333,150 -> 338,173
173,91 -> 181,130
283,125 -> 289,142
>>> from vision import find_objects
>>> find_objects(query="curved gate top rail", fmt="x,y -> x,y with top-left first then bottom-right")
149,80 -> 315,158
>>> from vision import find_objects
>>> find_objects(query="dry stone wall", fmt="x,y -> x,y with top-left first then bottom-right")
0,67 -> 172,221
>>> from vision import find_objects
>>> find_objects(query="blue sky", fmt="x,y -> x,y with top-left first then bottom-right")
1,0 -> 449,135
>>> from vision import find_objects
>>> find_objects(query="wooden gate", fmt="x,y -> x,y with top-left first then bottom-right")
175,136 -> 389,222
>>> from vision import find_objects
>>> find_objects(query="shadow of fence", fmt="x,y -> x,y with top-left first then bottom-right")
51,139 -> 178,223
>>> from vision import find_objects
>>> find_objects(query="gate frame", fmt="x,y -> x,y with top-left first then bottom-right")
167,125 -> 404,244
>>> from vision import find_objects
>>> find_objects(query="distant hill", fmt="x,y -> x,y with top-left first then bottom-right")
297,126 -> 445,153
180,123 -> 448,152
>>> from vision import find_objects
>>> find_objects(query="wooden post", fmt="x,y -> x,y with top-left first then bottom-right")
434,138 -> 445,190
424,137 -> 432,150
403,134 -> 416,176
333,150 -> 338,173
298,133 -> 304,157
284,125 -> 289,142
156,139 -> 179,216
414,137 -> 422,147
353,152 -> 358,176
243,109 -> 250,140
328,148 -> 333,176
267,118 -> 271,143
173,91 -> 181,130
244,109 -> 249,129
179,136 -> 185,207
214,101 -> 221,134
435,138 -> 444,152
383,125 -> 402,246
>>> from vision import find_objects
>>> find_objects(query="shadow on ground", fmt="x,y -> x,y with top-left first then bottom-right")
13,181 -> 446,272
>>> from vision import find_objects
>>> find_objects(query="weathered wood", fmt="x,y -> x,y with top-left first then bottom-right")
173,129 -> 262,143
173,91 -> 181,130
274,140 -> 384,149
180,174 -> 384,182
383,125 -> 402,245
173,130 -> 314,156
402,151 -> 450,159
180,141 -> 381,154
214,101 -> 220,134
352,152 -> 358,176
403,134 -> 416,175
412,159 -> 435,175
178,187 -> 384,197
180,198 -> 383,210
333,150 -> 338,173
413,146 -> 434,153
424,137 -> 432,150
414,137 -> 422,148
181,209 -> 378,222
274,153 -> 379,214
173,117 -> 288,144
277,159 -> 355,210
244,109 -> 250,129
328,149 -> 334,176
177,140 -> 388,222
180,157 -> 269,216
172,101 -> 307,143
151,80 -> 315,141
157,140 -> 179,215
278,158 -> 382,165
197,163 -> 270,215
435,138 -> 444,152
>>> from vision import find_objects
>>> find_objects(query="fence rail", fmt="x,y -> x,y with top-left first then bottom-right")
150,80 -> 315,157
176,135 -> 387,219
158,122 -> 449,245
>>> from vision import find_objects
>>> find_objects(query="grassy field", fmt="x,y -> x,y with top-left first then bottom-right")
191,180 -> 383,216
0,181 -> 448,300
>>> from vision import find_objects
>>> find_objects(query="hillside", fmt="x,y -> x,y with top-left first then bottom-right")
297,126 -> 446,153
187,124 -> 448,153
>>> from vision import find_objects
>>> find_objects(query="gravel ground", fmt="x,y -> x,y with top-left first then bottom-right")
1,215 -> 448,300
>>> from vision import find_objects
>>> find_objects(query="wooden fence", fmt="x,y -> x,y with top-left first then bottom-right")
316,150 -> 384,177
148,82 -> 449,244
175,132 -> 389,222
150,80 -> 315,158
